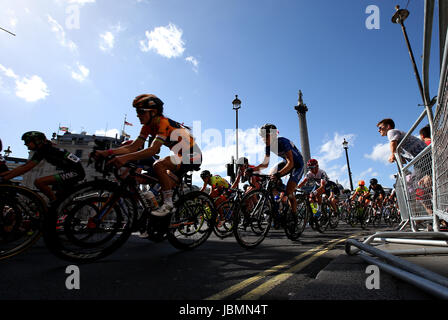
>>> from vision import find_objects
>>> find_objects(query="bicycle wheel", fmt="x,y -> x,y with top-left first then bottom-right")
213,200 -> 235,239
0,185 -> 47,260
329,207 -> 339,229
43,180 -> 136,263
233,189 -> 272,249
284,200 -> 308,240
314,203 -> 330,233
167,191 -> 217,250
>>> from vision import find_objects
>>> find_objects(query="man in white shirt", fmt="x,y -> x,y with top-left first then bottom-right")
376,118 -> 426,163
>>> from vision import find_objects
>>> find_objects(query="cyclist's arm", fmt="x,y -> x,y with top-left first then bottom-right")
116,137 -> 164,164
230,170 -> 242,189
277,151 -> 294,177
200,181 -> 208,192
0,160 -> 37,180
253,155 -> 270,172
297,177 -> 308,189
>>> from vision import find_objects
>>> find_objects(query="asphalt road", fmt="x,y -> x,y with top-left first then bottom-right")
1,221 -> 389,301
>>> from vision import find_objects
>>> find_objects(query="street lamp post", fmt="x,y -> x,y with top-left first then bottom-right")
232,95 -> 241,161
342,139 -> 354,191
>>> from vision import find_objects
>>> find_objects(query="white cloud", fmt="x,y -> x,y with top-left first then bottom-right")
68,0 -> 95,4
99,31 -> 115,52
99,23 -> 124,52
15,76 -> 50,102
356,167 -> 378,181
47,15 -> 77,52
185,56 -> 199,73
0,64 -> 49,102
71,62 -> 90,82
316,132 -> 356,168
139,23 -> 185,58
94,128 -> 120,138
364,142 -> 391,165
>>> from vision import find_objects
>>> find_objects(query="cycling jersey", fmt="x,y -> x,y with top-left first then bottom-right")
266,137 -> 304,168
325,180 -> 340,196
138,115 -> 202,172
355,186 -> 369,194
369,184 -> 385,196
139,116 -> 199,156
30,142 -> 85,184
209,175 -> 230,190
266,137 -> 304,184
304,168 -> 329,186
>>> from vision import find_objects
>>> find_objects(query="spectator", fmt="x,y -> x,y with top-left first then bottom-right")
419,124 -> 431,146
377,118 -> 426,164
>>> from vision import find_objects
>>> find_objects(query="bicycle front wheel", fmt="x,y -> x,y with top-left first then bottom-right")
167,191 -> 217,250
213,200 -> 235,239
43,180 -> 136,263
0,185 -> 47,260
233,189 -> 272,249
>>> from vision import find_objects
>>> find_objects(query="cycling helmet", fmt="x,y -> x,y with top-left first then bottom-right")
236,157 -> 249,166
358,180 -> 365,186
133,94 -> 164,114
259,123 -> 277,137
307,158 -> 318,168
370,178 -> 378,185
0,139 -> 2,152
200,170 -> 211,179
21,131 -> 47,144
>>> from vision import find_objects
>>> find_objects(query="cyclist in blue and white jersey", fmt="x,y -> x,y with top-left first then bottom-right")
252,123 -> 305,216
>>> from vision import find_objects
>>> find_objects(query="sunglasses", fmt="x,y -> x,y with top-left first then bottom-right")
136,108 -> 153,115
378,126 -> 386,132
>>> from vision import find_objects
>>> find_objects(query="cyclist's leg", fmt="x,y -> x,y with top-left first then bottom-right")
286,166 -> 303,213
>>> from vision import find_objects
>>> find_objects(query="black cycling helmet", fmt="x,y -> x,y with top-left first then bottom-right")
21,131 -> 47,145
370,178 -> 378,185
259,123 -> 277,137
200,170 -> 211,179
133,94 -> 164,115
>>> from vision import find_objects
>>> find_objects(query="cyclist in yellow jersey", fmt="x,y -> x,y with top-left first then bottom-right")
351,180 -> 370,206
200,170 -> 230,207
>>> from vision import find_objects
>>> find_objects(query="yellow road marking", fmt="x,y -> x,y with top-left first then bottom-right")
205,234 -> 360,300
238,236 -> 354,300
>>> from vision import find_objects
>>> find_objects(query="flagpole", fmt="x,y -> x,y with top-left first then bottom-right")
122,114 -> 127,137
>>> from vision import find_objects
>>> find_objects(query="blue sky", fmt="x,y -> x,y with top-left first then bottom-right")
0,0 -> 442,188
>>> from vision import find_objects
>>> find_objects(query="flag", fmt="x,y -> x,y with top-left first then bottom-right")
59,126 -> 69,132
124,121 -> 133,126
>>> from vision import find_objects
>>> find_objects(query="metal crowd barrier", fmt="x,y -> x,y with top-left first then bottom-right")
345,1 -> 448,299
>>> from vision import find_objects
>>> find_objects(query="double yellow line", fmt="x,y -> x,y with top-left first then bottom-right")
205,234 -> 361,300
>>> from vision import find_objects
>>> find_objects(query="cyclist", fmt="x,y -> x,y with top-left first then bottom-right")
350,180 -> 370,207
200,170 -> 230,207
0,131 -> 85,202
230,157 -> 261,192
368,178 -> 386,210
297,159 -> 339,216
252,123 -> 304,217
96,94 -> 202,217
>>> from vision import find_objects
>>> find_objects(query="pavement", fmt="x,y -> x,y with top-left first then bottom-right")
290,230 -> 448,300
